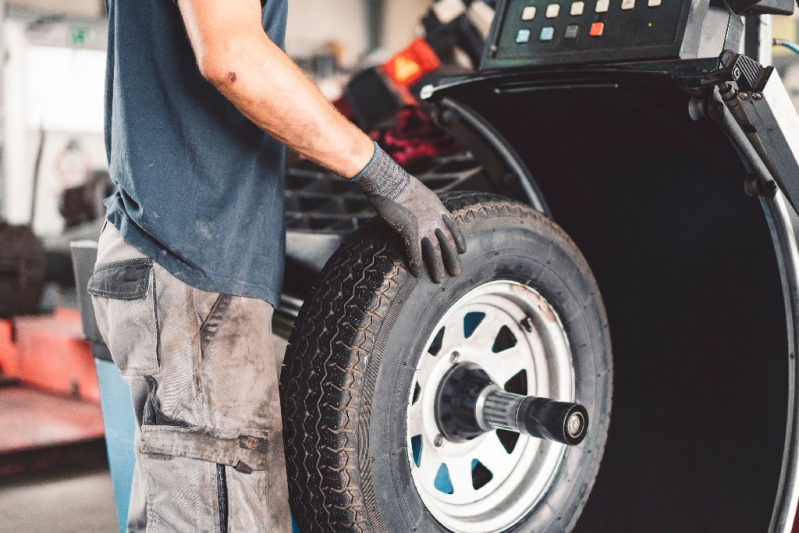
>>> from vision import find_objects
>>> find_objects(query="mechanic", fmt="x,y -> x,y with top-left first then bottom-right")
88,0 -> 466,531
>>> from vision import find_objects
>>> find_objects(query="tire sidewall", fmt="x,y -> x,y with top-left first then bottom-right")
364,212 -> 612,533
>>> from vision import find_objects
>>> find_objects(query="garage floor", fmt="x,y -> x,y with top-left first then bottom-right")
0,461 -> 117,533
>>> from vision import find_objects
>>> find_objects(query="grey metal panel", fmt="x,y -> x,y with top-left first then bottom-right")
745,73 -> 799,214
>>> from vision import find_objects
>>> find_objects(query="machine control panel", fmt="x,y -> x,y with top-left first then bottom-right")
481,0 -> 706,70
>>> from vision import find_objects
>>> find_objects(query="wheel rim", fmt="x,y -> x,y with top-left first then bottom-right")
406,281 -> 575,533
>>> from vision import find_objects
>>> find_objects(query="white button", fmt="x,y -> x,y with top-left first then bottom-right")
621,0 -> 635,9
570,1 -> 585,15
596,0 -> 609,12
648,0 -> 661,5
546,4 -> 561,17
522,6 -> 537,19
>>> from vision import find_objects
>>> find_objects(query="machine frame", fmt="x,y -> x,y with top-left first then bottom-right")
419,2 -> 799,530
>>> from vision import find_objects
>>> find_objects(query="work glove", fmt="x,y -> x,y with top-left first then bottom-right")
354,142 -> 467,283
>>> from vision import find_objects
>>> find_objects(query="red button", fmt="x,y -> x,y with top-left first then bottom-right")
590,22 -> 605,36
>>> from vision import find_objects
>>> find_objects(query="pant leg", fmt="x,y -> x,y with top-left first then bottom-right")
126,379 -> 150,532
197,293 -> 291,532
90,225 -> 291,533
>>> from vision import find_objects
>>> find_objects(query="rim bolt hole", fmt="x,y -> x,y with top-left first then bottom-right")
450,351 -> 460,364
521,316 -> 534,333
434,434 -> 444,447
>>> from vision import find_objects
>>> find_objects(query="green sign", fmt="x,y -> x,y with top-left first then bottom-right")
69,27 -> 91,46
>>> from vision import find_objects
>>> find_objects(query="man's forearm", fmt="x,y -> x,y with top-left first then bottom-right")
178,0 -> 374,178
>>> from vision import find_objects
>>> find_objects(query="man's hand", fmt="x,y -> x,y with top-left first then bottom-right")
356,145 -> 466,283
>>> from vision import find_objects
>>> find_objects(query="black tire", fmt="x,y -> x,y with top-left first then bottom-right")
280,192 -> 612,533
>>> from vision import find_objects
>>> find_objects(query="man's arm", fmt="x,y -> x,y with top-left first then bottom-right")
177,0 -> 466,282
178,0 -> 373,178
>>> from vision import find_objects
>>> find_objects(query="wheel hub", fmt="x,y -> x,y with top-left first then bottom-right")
406,281 -> 578,533
435,362 -> 588,445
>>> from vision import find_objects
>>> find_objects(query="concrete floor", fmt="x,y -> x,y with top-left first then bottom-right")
0,463 -> 117,533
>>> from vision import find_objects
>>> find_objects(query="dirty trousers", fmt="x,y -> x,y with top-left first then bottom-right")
89,225 -> 292,533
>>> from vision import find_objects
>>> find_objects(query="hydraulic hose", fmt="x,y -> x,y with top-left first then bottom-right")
774,39 -> 799,56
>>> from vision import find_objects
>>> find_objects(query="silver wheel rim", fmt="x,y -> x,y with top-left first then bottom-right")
406,281 -> 575,533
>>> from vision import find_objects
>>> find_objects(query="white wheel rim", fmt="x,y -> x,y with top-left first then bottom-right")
406,281 -> 575,533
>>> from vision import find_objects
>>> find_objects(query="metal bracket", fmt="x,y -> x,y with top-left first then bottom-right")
679,49 -> 774,91
690,71 -> 799,212
720,50 -> 775,92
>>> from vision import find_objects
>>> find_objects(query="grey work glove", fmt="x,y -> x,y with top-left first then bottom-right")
353,143 -> 466,283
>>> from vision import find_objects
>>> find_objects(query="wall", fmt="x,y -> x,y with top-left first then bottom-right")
7,0 -> 103,19
285,0 -> 368,66
773,11 -> 799,57
3,19 -> 106,235
0,0 -> 5,216
773,13 -> 799,109
285,0 -> 433,65
382,0 -> 431,55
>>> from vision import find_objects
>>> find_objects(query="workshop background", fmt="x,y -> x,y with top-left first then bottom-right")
0,0 -> 798,532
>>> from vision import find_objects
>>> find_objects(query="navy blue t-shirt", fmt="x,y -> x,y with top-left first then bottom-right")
104,0 -> 288,306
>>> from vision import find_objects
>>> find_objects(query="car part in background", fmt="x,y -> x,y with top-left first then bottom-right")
281,193 -> 611,533
338,0 -> 494,132
0,222 -> 45,318
369,105 -> 464,168
58,170 -> 113,230
43,168 -> 113,289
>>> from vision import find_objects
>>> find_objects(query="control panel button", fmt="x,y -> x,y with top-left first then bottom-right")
595,0 -> 609,12
589,21 -> 605,36
570,1 -> 585,15
648,0 -> 661,5
516,28 -> 532,43
522,6 -> 537,19
540,27 -> 555,41
564,24 -> 579,39
546,4 -> 561,17
621,0 -> 635,9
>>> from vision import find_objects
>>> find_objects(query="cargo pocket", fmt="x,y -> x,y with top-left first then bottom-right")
140,426 -> 270,533
88,258 -> 160,377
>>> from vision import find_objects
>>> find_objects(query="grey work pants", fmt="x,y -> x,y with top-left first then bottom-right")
89,225 -> 291,533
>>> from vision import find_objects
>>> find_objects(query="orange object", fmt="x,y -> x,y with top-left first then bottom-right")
381,38 -> 441,89
590,22 -> 605,37
0,309 -> 99,403
0,320 -> 20,378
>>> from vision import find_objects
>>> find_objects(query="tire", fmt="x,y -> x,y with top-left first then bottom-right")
280,192 -> 612,533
